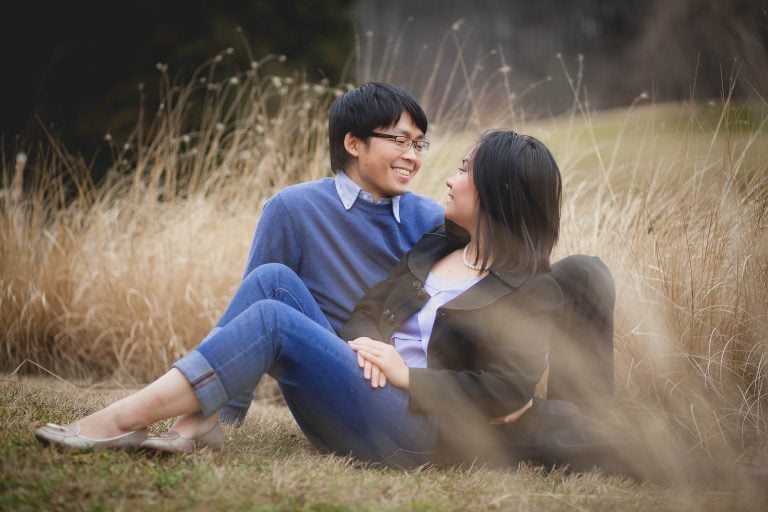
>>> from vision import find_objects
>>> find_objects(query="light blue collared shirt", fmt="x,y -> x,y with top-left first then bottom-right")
334,171 -> 401,223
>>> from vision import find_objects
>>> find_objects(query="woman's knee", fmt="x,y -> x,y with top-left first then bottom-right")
551,255 -> 615,310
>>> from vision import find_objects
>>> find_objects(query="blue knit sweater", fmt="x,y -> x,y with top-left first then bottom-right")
243,177 -> 444,331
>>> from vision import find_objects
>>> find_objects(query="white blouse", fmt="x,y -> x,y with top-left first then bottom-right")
389,271 -> 482,368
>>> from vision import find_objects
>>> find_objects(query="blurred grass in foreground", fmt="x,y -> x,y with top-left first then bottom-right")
0,378 -> 751,512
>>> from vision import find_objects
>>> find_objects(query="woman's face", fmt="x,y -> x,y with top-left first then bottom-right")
445,152 -> 480,233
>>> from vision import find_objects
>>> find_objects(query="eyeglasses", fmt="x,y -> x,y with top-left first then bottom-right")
368,132 -> 430,154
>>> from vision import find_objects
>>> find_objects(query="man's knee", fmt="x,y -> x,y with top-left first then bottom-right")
244,262 -> 297,285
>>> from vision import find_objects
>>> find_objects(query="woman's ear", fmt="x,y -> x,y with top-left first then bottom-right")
343,132 -> 362,158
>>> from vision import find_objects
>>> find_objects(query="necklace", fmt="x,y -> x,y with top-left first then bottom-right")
462,245 -> 483,271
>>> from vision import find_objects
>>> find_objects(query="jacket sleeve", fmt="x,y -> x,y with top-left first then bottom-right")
408,275 -> 563,418
337,252 -> 411,342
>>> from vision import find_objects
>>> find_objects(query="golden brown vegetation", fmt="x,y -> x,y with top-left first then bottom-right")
1,49 -> 767,467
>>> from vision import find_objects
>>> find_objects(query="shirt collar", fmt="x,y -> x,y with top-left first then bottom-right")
335,171 -> 401,223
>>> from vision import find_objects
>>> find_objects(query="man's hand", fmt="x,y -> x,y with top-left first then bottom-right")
489,399 -> 533,425
348,337 -> 410,389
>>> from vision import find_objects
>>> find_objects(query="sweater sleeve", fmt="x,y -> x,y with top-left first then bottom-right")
242,194 -> 301,279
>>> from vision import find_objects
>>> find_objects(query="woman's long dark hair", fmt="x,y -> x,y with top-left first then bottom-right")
468,130 -> 562,275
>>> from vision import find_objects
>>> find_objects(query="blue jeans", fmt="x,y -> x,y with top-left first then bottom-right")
174,264 -> 439,466
199,263 -> 334,424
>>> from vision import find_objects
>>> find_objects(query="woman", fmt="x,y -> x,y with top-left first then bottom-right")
34,130 -> 603,469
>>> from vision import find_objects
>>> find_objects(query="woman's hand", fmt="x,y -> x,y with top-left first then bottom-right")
355,349 -> 387,388
348,337 -> 410,389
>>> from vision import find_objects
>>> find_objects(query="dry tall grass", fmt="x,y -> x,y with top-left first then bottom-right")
1,46 -> 767,465
539,98 -> 768,463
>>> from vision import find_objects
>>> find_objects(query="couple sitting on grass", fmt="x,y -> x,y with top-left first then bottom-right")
35,83 -> 766,492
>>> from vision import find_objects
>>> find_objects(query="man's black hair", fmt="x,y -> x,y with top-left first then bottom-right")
328,82 -> 428,172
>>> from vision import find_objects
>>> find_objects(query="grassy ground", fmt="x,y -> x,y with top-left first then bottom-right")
1,377 -> 757,512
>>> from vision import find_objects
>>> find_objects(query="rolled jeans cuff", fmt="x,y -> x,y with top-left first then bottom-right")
173,349 -> 229,418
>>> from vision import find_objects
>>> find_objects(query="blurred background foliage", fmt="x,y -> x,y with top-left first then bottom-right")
1,0 -> 355,171
1,0 -> 766,174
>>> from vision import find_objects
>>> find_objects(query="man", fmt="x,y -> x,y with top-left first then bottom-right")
158,83 -> 444,449
239,82 -> 443,333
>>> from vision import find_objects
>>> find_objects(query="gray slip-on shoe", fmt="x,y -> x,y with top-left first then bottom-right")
140,423 -> 224,454
35,422 -> 148,450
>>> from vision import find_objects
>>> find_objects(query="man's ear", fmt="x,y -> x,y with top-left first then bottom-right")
343,132 -> 362,158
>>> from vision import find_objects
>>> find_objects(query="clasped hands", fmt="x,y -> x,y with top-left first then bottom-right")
347,337 -> 530,425
347,337 -> 409,389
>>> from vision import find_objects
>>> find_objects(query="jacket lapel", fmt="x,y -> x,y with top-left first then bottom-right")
406,224 -> 462,282
442,271 -> 528,311
405,222 -> 533,311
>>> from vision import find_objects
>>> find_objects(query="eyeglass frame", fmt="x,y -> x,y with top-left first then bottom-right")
366,131 -> 430,154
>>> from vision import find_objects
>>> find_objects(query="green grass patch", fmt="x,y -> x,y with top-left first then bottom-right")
1,379 -> 759,511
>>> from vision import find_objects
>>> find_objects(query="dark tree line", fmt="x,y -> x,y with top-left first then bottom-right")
2,0 -> 766,169
1,0 -> 355,165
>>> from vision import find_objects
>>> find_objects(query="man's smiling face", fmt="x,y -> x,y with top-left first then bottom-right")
344,111 -> 425,201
